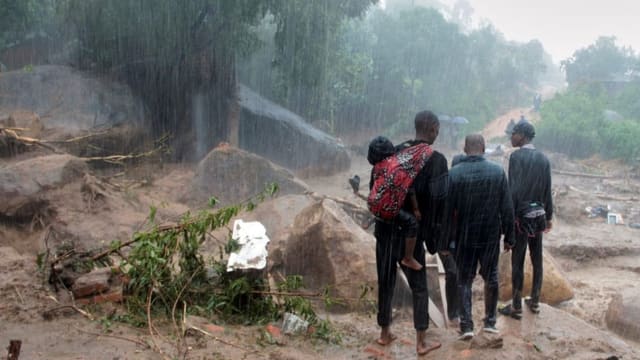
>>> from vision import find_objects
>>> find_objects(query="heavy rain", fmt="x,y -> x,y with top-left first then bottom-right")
1,0 -> 639,359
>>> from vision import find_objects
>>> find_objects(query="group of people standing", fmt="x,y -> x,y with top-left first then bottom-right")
364,110 -> 553,355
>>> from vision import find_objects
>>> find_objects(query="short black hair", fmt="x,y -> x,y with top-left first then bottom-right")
414,110 -> 439,133
367,136 -> 395,165
512,120 -> 535,140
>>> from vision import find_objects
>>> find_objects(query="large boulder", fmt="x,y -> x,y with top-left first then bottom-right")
186,144 -> 310,206
499,249 -> 574,305
606,289 -> 640,342
0,154 -> 87,217
0,65 -> 143,131
279,199 -> 376,310
237,84 -> 350,177
6,110 -> 43,139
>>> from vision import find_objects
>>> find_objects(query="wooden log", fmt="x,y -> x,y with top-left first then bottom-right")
552,169 -> 612,179
7,339 -> 21,360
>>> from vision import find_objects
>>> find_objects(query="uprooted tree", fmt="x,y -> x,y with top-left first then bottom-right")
42,183 -> 358,358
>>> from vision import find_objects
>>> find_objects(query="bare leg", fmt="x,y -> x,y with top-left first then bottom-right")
416,330 -> 441,355
401,236 -> 423,270
377,326 -> 397,346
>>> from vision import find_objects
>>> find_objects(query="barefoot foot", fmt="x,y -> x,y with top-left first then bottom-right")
376,333 -> 397,346
417,340 -> 441,356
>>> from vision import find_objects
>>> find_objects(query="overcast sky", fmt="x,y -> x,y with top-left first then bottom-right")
460,0 -> 640,63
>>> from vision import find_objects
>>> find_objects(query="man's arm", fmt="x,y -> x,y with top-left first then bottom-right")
500,173 -> 515,250
543,158 -> 553,220
543,157 -> 554,231
440,171 -> 457,255
429,155 -> 449,252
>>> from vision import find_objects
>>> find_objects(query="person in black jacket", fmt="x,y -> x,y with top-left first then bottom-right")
500,120 -> 553,319
374,110 -> 445,356
447,134 -> 514,339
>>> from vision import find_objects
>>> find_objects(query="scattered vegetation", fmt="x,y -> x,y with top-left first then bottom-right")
537,82 -> 640,163
40,182 -> 357,359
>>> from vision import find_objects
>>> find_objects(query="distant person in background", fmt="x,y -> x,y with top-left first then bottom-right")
533,93 -> 542,112
450,122 -> 460,149
447,134 -> 514,339
519,114 -> 526,123
505,119 -> 516,137
499,121 -> 553,319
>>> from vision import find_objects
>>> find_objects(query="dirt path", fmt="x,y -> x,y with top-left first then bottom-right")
481,107 -> 539,143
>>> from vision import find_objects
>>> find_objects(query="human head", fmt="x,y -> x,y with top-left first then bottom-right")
367,136 -> 395,165
463,134 -> 485,156
414,110 -> 440,145
511,120 -> 535,147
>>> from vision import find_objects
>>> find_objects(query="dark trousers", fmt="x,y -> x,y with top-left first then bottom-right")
438,252 -> 459,321
455,243 -> 500,331
511,230 -> 543,309
375,220 -> 429,331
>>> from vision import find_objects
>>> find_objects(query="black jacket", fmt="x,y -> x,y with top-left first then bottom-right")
447,155 -> 514,249
508,146 -> 553,220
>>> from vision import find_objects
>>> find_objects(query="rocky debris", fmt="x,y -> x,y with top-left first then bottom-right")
0,154 -> 87,218
7,110 -> 43,139
550,243 -> 638,262
278,199 -> 376,310
606,290 -> 640,342
0,110 -> 44,157
544,217 -> 640,264
0,65 -> 143,132
71,267 -> 113,298
51,124 -> 153,160
186,144 -> 310,207
499,249 -> 574,305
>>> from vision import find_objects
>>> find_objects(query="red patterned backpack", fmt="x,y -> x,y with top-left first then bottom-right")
367,143 -> 433,220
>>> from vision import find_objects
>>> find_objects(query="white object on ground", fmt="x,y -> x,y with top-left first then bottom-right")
607,212 -> 624,225
281,312 -> 309,335
226,219 -> 270,272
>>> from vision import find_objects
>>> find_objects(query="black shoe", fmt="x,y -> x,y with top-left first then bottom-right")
498,304 -> 522,320
525,298 -> 540,314
348,175 -> 360,193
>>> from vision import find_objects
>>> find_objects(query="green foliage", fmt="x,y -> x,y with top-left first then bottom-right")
0,0 -> 62,48
278,275 -> 316,322
536,83 -> 640,162
312,319 -> 343,344
56,0 -> 377,155
122,184 -> 278,323
602,120 -> 640,161
241,4 -> 548,136
117,182 -> 343,343
561,36 -> 639,87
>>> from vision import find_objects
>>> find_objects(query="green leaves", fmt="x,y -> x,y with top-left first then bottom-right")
537,82 -> 640,162
121,183 -> 286,326
562,36 -> 637,86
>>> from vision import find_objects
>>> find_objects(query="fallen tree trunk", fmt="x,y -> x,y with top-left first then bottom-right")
552,169 -> 612,179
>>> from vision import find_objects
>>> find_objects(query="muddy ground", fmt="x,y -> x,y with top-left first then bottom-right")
1,111 -> 640,359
